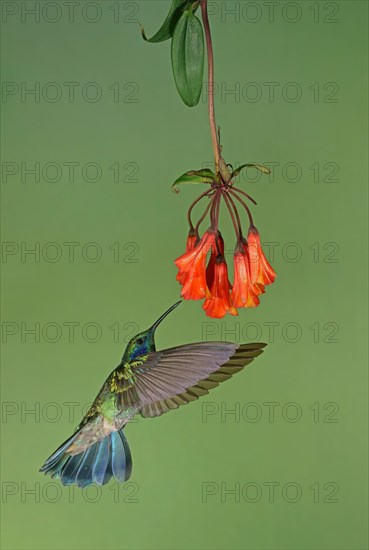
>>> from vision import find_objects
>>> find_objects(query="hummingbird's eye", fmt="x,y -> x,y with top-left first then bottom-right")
136,338 -> 144,346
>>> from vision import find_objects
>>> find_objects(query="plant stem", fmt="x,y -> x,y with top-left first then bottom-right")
213,191 -> 222,254
229,189 -> 255,227
232,186 -> 258,206
225,191 -> 243,239
195,195 -> 214,235
209,190 -> 217,229
223,192 -> 241,242
201,0 -> 220,172
187,189 -> 213,229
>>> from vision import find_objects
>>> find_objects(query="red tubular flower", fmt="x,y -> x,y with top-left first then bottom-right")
247,226 -> 276,286
175,230 -> 216,300
203,255 -> 238,318
186,229 -> 198,252
231,248 -> 260,308
206,232 -> 228,289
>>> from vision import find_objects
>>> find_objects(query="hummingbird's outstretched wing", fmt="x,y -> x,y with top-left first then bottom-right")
117,342 -> 266,418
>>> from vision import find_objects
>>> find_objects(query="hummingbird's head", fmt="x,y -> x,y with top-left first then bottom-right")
124,301 -> 181,361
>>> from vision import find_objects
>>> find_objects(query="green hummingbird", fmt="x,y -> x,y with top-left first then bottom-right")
40,301 -> 266,487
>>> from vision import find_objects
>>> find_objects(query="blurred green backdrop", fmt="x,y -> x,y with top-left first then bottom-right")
1,1 -> 368,549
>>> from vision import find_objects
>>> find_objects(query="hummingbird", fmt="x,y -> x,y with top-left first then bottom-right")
40,301 -> 266,487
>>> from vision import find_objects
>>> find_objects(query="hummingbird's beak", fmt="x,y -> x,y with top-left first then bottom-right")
150,300 -> 182,332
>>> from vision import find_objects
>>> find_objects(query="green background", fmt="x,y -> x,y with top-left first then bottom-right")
1,1 -> 368,549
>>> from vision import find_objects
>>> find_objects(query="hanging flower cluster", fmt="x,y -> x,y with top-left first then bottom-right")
174,164 -> 276,318
142,1 -> 276,319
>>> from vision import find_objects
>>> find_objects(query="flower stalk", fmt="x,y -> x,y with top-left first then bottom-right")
165,0 -> 276,318
201,0 -> 220,172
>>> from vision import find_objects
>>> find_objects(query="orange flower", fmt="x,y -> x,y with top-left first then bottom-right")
203,255 -> 238,318
247,226 -> 276,286
206,232 -> 229,289
231,248 -> 261,308
175,230 -> 216,300
186,229 -> 198,252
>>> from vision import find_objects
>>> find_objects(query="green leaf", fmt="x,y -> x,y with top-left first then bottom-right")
172,170 -> 213,193
231,163 -> 271,179
141,0 -> 188,43
187,169 -> 216,179
171,9 -> 204,107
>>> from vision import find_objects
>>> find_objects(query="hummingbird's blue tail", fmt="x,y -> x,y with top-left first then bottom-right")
40,429 -> 132,488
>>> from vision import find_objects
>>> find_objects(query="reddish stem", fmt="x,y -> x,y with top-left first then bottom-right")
225,191 -> 243,239
229,189 -> 255,227
231,186 -> 257,206
201,0 -> 220,171
222,191 -> 241,242
187,189 -> 213,229
195,195 -> 214,235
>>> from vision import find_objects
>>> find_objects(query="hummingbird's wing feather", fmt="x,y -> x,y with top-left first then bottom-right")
117,342 -> 266,417
140,342 -> 266,418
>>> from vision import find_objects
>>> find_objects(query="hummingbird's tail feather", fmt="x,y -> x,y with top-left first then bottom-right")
39,429 -> 132,487
111,430 -> 133,482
